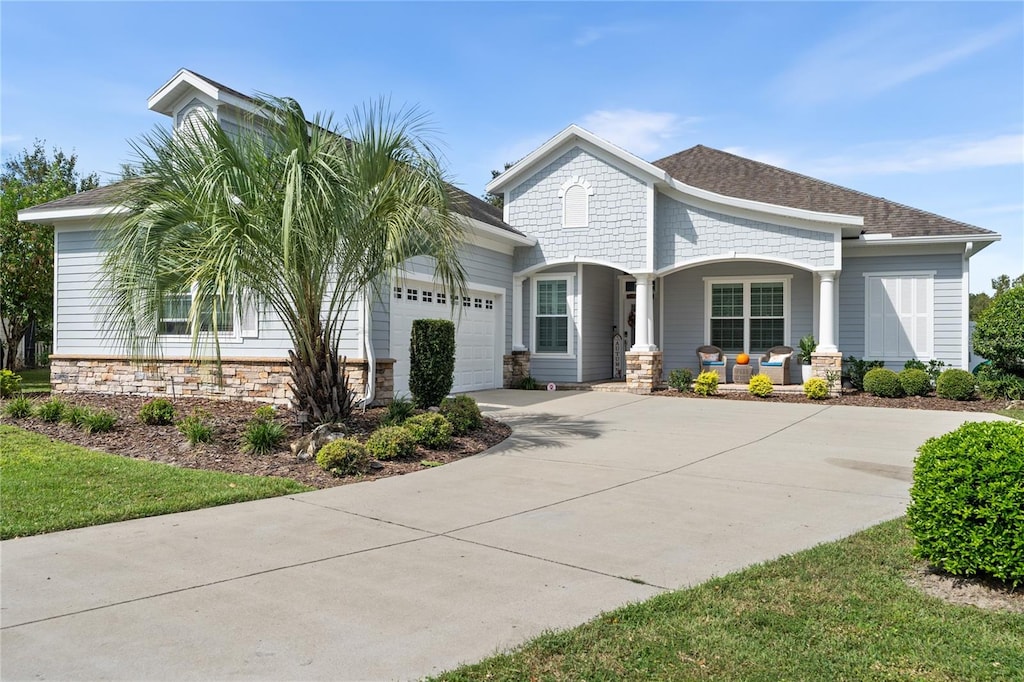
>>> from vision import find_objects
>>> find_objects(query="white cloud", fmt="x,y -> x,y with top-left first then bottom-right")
579,109 -> 698,157
805,134 -> 1024,177
775,15 -> 1020,105
572,22 -> 655,48
0,134 -> 23,146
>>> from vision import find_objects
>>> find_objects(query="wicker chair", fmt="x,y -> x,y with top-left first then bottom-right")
696,344 -> 729,382
758,345 -> 794,385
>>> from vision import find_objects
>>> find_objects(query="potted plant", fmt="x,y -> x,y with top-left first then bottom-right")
798,334 -> 816,383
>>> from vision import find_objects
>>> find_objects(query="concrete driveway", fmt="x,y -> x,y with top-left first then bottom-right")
0,391 -> 1002,680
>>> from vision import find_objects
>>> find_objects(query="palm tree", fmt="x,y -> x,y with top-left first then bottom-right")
102,96 -> 466,423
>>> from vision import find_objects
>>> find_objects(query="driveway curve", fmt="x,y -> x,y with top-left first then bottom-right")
0,391 -> 1003,680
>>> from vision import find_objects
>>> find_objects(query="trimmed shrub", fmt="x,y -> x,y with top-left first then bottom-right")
365,425 -> 417,460
667,368 -> 693,391
138,398 -> 176,425
242,420 -> 286,455
973,285 -> 1024,375
404,412 -> 453,449
517,376 -> 540,390
0,369 -> 22,398
62,405 -> 92,428
907,421 -> 1024,586
692,370 -> 719,396
381,395 -> 416,426
843,356 -> 885,391
81,410 -> 118,434
36,398 -> 67,422
439,395 -> 482,435
903,359 -> 927,372
3,395 -> 33,418
178,410 -> 214,445
748,374 -> 774,397
863,368 -> 903,398
409,319 -> 455,408
898,368 -> 932,397
803,377 -> 829,400
977,363 -> 1024,401
936,368 -> 977,401
316,438 -> 371,476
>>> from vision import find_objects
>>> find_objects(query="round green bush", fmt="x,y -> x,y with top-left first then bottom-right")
748,374 -> 774,397
693,370 -> 719,396
316,438 -> 371,476
862,367 -> 903,398
898,368 -> 932,397
935,368 -> 977,401
138,398 -> 176,425
907,421 -> 1024,586
404,413 -> 453,449
667,368 -> 693,392
439,395 -> 482,435
365,425 -> 417,460
973,285 -> 1024,375
803,377 -> 829,400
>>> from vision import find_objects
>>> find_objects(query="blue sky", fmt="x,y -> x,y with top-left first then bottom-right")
2,1 -> 1021,293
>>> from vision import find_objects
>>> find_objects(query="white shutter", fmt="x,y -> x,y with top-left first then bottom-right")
239,292 -> 259,338
865,274 -> 933,360
866,277 -> 886,357
563,184 -> 588,228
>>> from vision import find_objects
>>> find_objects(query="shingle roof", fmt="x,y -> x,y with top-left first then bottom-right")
653,144 -> 996,238
23,182 -> 132,211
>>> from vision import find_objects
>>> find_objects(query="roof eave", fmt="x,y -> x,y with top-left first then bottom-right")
17,204 -> 126,224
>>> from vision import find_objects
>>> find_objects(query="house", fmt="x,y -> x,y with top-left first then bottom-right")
18,69 -> 1001,402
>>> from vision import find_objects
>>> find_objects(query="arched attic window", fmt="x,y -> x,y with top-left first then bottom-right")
559,177 -> 594,228
175,98 -> 215,139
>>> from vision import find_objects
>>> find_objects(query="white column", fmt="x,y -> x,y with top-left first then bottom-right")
631,274 -> 657,351
817,271 -> 838,352
512,276 -> 526,351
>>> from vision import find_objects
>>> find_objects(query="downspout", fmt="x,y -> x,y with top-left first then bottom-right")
360,290 -> 376,411
962,242 -> 973,371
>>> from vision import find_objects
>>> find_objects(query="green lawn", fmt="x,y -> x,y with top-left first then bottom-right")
438,520 -> 1024,681
998,408 -> 1024,421
16,367 -> 50,393
0,425 -> 311,539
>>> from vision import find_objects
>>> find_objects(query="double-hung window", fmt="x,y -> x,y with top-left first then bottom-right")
158,288 -> 239,336
705,276 -> 790,354
534,276 -> 573,355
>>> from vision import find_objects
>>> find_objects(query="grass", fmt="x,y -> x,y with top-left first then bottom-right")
16,367 -> 50,393
437,520 -> 1024,681
0,425 -> 311,539
998,408 -> 1024,421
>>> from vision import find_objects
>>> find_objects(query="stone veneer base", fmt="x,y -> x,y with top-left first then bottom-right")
625,350 -> 663,394
503,350 -> 531,388
49,355 -> 395,406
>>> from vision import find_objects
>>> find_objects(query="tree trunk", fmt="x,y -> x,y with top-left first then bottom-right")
287,330 -> 354,425
2,320 -> 26,371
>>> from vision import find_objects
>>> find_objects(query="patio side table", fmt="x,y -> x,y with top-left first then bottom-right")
732,364 -> 753,384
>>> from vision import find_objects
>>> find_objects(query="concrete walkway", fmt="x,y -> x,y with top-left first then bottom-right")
0,392 -> 1002,680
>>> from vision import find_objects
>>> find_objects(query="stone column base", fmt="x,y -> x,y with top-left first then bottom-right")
625,350 -> 663,394
503,350 -> 531,388
811,351 -> 843,393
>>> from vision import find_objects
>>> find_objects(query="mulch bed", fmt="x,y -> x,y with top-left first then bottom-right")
654,387 -> 1010,413
4,394 -> 510,489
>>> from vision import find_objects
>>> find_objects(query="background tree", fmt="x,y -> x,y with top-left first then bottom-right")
482,161 -> 517,209
969,273 -> 1023,320
0,141 -> 99,369
103,97 -> 466,424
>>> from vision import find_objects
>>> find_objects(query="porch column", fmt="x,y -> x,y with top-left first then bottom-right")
817,270 -> 838,353
631,274 -> 657,351
512,276 -> 526,351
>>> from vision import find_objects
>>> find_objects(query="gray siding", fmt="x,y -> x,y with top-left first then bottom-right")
54,227 -> 353,359
581,265 -> 615,381
654,193 -> 835,270
661,262 -> 813,384
525,265 -> 579,384
509,146 -> 648,273
839,253 -> 964,368
375,243 -> 514,358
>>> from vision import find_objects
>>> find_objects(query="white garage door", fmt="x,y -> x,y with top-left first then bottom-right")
390,282 -> 500,398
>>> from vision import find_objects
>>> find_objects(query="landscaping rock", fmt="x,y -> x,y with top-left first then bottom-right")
290,423 -> 348,461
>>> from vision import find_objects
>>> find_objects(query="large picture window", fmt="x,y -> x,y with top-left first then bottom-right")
534,276 -> 572,354
705,277 -> 790,354
864,272 -> 933,361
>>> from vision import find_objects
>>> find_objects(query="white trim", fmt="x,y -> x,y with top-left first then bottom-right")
862,271 -> 935,362
512,276 -> 526,351
393,272 -> 506,297
559,177 -> 593,229
18,205 -> 127,223
702,275 -> 793,354
658,275 -> 664,351
148,69 -> 260,119
962,242 -> 973,370
577,263 -> 584,382
854,233 -> 999,246
646,182 -> 656,271
156,285 -> 243,343
656,253 -> 830,277
53,230 -> 61,356
462,215 -> 536,247
812,272 -> 820,348
530,272 -> 576,358
515,256 -> 627,278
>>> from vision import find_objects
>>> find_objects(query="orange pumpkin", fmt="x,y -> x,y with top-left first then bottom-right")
736,353 -> 750,365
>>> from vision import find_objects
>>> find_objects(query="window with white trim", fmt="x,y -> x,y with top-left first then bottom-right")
159,289 -> 235,336
864,272 -> 933,361
705,277 -> 790,354
534,276 -> 573,354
